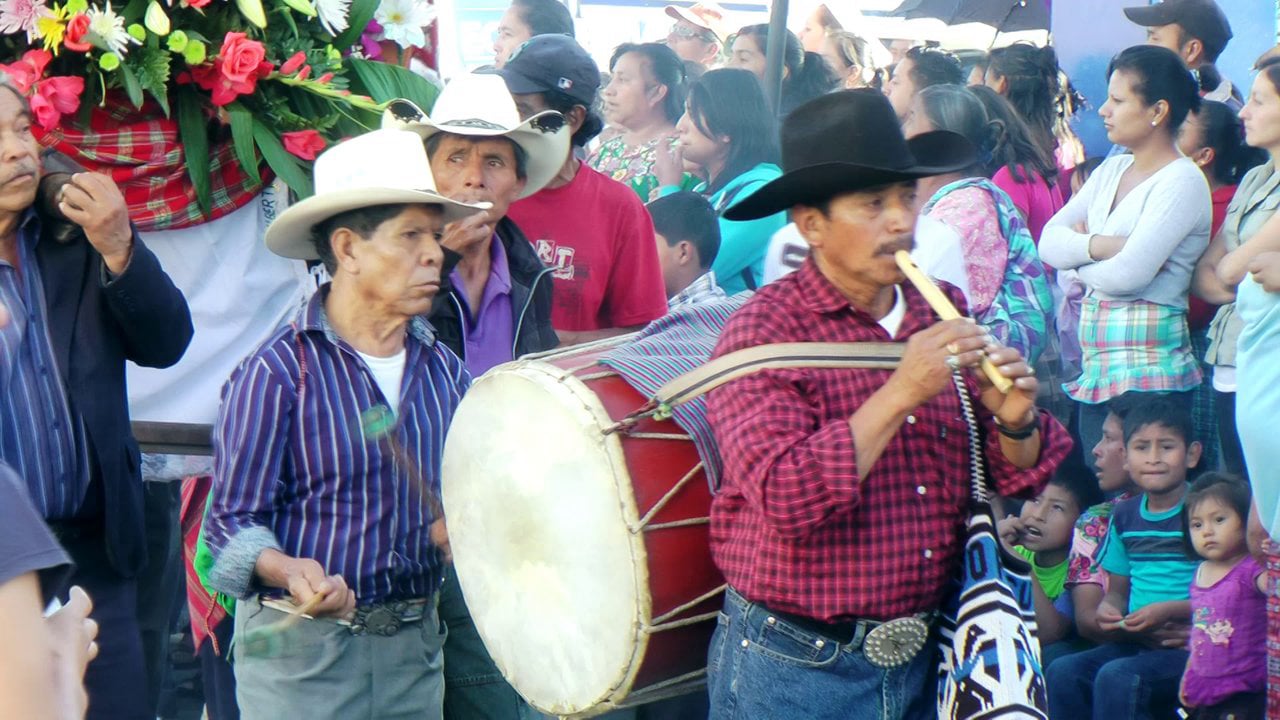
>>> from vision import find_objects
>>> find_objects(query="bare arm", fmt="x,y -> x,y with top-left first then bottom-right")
0,573 -> 61,720
253,549 -> 356,619
1193,230 -> 1237,304
1072,583 -> 1119,645
0,577 -> 98,720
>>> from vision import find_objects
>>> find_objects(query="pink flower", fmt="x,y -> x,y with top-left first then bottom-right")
359,18 -> 383,59
281,130 -> 325,161
27,76 -> 81,130
279,51 -> 306,76
0,49 -> 52,93
0,0 -> 52,42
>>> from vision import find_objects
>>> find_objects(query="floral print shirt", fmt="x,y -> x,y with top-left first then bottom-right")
1065,492 -> 1137,590
588,135 -> 697,202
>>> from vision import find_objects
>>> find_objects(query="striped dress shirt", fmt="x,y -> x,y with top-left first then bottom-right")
0,210 -> 89,519
204,287 -> 471,604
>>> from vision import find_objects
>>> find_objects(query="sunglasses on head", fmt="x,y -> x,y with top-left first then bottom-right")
669,24 -> 715,42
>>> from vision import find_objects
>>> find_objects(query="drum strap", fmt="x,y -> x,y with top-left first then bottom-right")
649,342 -> 904,416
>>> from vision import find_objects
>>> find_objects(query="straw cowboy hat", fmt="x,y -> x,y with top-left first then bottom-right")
264,128 -> 489,260
665,2 -> 733,43
724,90 -> 974,221
382,73 -> 571,199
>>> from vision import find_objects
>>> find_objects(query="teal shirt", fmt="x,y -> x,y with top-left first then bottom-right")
1098,493 -> 1197,611
660,163 -> 786,294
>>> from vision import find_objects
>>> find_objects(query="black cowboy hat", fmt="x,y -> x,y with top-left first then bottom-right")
724,89 -> 976,221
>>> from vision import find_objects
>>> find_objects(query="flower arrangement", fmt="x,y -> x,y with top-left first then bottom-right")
0,0 -> 439,218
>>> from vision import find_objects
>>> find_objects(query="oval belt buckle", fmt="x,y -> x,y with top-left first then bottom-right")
862,617 -> 929,669
364,607 -> 402,637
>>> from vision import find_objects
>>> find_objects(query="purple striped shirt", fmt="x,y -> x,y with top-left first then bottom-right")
0,210 -> 89,520
204,286 -> 471,604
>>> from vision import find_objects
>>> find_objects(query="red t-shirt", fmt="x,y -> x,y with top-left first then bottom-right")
1188,184 -> 1239,331
508,163 -> 667,332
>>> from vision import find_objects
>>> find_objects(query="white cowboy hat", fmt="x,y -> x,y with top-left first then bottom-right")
664,2 -> 732,43
264,128 -> 489,261
382,73 -> 571,199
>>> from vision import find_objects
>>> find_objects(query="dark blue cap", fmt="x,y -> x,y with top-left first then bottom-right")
494,34 -> 600,106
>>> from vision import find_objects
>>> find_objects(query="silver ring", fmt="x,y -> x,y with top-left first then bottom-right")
945,355 -> 961,371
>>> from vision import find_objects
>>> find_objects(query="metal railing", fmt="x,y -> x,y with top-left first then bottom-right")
131,422 -> 215,456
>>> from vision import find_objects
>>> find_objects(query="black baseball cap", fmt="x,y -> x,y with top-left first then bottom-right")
493,34 -> 600,106
1123,0 -> 1233,62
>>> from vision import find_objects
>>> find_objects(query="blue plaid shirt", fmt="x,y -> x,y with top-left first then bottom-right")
667,272 -> 727,311
0,210 -> 89,520
204,286 -> 471,603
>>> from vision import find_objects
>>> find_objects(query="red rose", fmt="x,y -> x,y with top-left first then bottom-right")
218,33 -> 269,84
182,0 -> 213,7
281,130 -> 326,161
64,14 -> 91,53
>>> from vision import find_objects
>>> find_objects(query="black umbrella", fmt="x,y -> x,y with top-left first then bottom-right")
894,0 -> 1050,33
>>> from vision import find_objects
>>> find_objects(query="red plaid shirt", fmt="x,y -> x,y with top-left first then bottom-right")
707,259 -> 1070,622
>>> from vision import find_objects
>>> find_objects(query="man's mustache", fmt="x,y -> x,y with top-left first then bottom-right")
877,235 -> 915,256
1,162 -> 38,184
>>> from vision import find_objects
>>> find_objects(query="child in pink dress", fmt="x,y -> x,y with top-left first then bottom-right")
1180,473 -> 1267,719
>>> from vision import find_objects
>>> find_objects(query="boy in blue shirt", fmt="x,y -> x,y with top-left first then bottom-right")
1046,395 -> 1201,720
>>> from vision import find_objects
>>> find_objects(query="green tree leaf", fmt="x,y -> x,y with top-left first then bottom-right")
253,123 -> 313,197
176,89 -> 212,216
227,102 -> 261,184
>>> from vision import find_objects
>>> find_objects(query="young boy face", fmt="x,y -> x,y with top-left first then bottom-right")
1124,422 -> 1202,495
1092,412 -> 1130,494
1017,484 -> 1081,554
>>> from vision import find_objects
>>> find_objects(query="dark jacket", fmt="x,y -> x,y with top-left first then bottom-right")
431,217 -> 558,364
35,216 -> 194,577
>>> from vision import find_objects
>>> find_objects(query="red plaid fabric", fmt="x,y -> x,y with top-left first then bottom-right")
181,476 -> 227,653
35,100 -> 268,232
706,258 -> 1070,622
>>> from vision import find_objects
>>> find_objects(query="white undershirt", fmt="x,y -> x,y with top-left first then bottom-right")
879,286 -> 906,337
356,349 -> 407,415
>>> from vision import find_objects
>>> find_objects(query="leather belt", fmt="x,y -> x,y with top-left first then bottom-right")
761,603 -> 936,669
261,597 -> 430,637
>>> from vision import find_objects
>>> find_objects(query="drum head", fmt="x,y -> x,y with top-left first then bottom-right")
442,361 -> 647,715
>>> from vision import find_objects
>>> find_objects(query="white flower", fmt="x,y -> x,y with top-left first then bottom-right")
86,1 -> 141,56
374,0 -> 434,49
0,0 -> 52,42
316,0 -> 350,35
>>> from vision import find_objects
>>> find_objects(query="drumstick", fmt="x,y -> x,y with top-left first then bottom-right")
893,250 -> 1014,394
238,591 -> 327,659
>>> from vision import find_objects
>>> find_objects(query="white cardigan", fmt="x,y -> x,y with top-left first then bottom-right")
1040,155 -> 1211,307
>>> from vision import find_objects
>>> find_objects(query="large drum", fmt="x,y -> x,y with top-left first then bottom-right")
441,340 -> 726,717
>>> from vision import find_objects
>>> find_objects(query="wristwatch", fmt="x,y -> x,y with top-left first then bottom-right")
994,412 -> 1040,440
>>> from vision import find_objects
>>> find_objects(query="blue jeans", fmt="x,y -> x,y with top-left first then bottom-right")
707,588 -> 936,720
1046,642 -> 1188,720
438,569 -> 534,720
